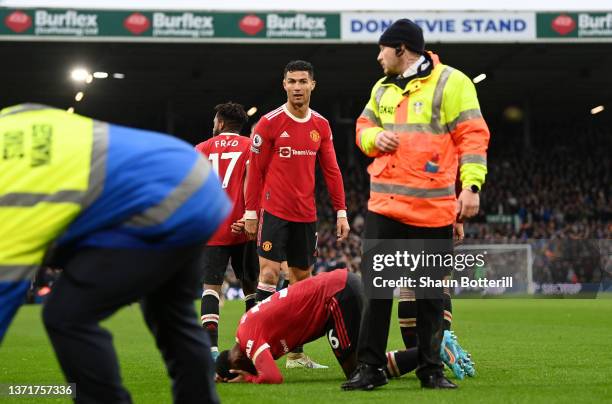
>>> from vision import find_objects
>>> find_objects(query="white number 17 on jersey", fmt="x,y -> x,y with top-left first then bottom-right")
208,152 -> 242,189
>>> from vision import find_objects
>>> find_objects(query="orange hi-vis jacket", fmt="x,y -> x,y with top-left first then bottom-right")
356,52 -> 490,227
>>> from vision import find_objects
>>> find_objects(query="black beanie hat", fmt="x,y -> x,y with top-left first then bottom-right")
378,19 -> 425,54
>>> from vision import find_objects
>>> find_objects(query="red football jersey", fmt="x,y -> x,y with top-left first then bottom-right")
236,269 -> 348,364
195,133 -> 250,246
245,105 -> 346,222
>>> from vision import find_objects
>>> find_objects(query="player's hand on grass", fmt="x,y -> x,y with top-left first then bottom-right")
456,188 -> 480,221
374,131 -> 400,153
454,222 -> 464,245
244,219 -> 258,241
228,369 -> 254,383
336,217 -> 350,242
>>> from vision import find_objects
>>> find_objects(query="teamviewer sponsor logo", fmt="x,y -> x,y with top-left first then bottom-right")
279,146 -> 291,158
292,149 -> 316,156
279,147 -> 316,158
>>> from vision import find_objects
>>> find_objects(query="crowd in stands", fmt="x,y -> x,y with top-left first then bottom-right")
314,124 -> 611,286
33,125 -> 611,297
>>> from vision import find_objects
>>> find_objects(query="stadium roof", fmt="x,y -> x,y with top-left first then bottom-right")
3,0 -> 612,11
2,40 -> 609,148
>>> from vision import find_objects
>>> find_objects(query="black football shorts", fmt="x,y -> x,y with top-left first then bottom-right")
202,241 -> 259,285
324,272 -> 363,364
257,210 -> 317,268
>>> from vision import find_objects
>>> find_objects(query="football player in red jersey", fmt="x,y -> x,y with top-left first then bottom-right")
195,102 -> 259,360
215,269 -> 459,386
243,60 -> 350,368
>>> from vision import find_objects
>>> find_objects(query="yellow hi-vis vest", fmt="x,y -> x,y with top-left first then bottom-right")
0,104 -> 108,282
356,53 -> 490,227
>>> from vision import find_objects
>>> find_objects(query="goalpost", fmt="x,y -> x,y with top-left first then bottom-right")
455,244 -> 535,295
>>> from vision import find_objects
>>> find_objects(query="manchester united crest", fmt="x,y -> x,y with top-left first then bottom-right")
310,130 -> 320,142
262,241 -> 273,252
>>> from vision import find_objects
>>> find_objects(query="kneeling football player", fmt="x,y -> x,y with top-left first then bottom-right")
215,269 -> 463,386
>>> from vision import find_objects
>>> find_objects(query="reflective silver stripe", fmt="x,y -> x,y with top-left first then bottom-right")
126,156 -> 211,227
0,103 -> 53,117
430,67 -> 454,134
383,122 -> 447,135
377,67 -> 454,136
371,181 -> 455,198
82,121 -> 109,209
0,190 -> 83,207
360,107 -> 381,127
460,154 -> 487,166
358,107 -> 382,147
0,265 -> 39,282
357,130 -> 364,149
374,85 -> 387,105
447,109 -> 483,132
359,107 -> 382,146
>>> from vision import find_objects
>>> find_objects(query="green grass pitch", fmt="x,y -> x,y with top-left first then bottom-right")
1,299 -> 611,403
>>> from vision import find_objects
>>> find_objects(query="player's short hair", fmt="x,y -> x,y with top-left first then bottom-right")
216,350 -> 238,381
214,102 -> 248,133
283,60 -> 314,79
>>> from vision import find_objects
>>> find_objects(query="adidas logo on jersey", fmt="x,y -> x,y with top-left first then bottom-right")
280,131 -> 290,138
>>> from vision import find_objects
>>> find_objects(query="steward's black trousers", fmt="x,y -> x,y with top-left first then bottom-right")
357,211 -> 452,380
42,244 -> 219,404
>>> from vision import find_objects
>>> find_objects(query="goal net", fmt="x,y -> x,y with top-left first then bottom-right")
454,243 -> 534,295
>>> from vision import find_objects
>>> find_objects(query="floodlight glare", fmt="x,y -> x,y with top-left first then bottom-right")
247,107 -> 258,116
472,73 -> 487,84
75,92 -> 84,102
71,68 -> 90,82
93,72 -> 109,79
590,105 -> 604,115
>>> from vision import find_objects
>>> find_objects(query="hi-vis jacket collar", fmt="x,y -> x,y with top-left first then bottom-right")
381,51 -> 439,93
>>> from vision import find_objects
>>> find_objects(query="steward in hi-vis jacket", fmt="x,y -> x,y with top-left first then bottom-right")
345,19 -> 489,392
0,104 -> 229,404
